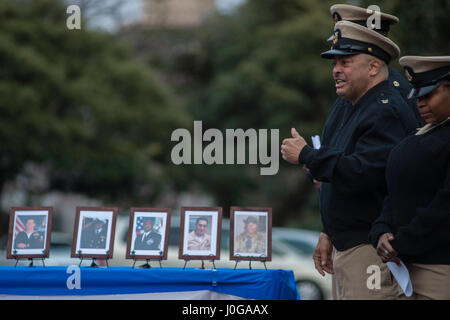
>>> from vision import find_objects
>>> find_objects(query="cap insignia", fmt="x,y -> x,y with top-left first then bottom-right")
393,81 -> 400,87
332,31 -> 339,45
404,68 -> 413,82
333,13 -> 340,24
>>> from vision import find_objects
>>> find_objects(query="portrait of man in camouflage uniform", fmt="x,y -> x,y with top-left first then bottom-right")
235,216 -> 266,254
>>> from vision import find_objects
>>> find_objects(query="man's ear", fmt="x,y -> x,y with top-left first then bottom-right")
368,59 -> 382,77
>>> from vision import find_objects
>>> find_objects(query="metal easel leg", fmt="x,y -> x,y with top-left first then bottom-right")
140,259 -> 151,268
90,258 -> 98,268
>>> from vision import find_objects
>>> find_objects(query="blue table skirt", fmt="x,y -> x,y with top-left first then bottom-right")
0,266 -> 299,300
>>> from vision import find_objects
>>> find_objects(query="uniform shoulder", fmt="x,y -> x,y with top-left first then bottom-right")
388,66 -> 412,97
418,121 -> 450,154
433,120 -> 450,139
375,86 -> 409,113
371,86 -> 419,132
388,66 -> 411,87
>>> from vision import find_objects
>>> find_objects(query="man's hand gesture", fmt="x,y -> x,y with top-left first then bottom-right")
281,128 -> 307,165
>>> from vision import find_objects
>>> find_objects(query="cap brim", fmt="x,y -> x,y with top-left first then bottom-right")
408,82 -> 441,99
327,35 -> 334,42
321,49 -> 358,59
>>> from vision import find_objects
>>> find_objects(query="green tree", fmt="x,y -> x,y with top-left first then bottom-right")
0,0 -> 189,206
359,0 -> 450,56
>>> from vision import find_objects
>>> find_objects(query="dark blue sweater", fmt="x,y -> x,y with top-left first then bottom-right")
299,80 -> 419,251
369,120 -> 450,264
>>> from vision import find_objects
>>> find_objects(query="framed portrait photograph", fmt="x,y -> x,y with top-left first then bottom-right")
126,208 -> 171,260
179,207 -> 222,260
230,207 -> 272,261
71,206 -> 118,259
6,207 -> 53,259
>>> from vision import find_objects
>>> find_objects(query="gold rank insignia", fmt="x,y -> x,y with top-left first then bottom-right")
368,47 -> 373,53
333,31 -> 339,45
381,99 -> 389,104
404,69 -> 413,82
393,81 -> 400,87
333,13 -> 339,24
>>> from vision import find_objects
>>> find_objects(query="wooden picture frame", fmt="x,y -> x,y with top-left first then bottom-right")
71,206 -> 118,259
6,207 -> 53,260
230,207 -> 272,261
125,208 -> 171,260
179,207 -> 222,261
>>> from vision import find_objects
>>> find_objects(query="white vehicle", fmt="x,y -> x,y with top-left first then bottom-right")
272,227 -> 332,300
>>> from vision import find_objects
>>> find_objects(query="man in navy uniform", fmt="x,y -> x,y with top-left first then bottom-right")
281,21 -> 419,299
134,217 -> 161,250
14,217 -> 45,249
81,218 -> 108,249
327,4 -> 421,124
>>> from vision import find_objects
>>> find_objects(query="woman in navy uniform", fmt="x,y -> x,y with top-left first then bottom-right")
370,56 -> 450,300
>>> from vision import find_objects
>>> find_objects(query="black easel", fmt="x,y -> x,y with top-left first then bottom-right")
131,251 -> 163,269
90,258 -> 99,268
183,256 -> 216,270
183,258 -> 190,270
233,255 -> 267,270
77,250 -> 84,267
77,250 -> 109,267
12,250 -> 46,267
208,254 -> 216,270
233,257 -> 255,270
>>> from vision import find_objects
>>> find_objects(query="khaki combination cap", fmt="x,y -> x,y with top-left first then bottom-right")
321,20 -> 400,63
399,56 -> 450,98
244,216 -> 258,225
328,4 -> 399,40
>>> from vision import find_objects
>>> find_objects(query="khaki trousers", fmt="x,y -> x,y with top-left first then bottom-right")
331,244 -> 404,300
406,263 -> 450,300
